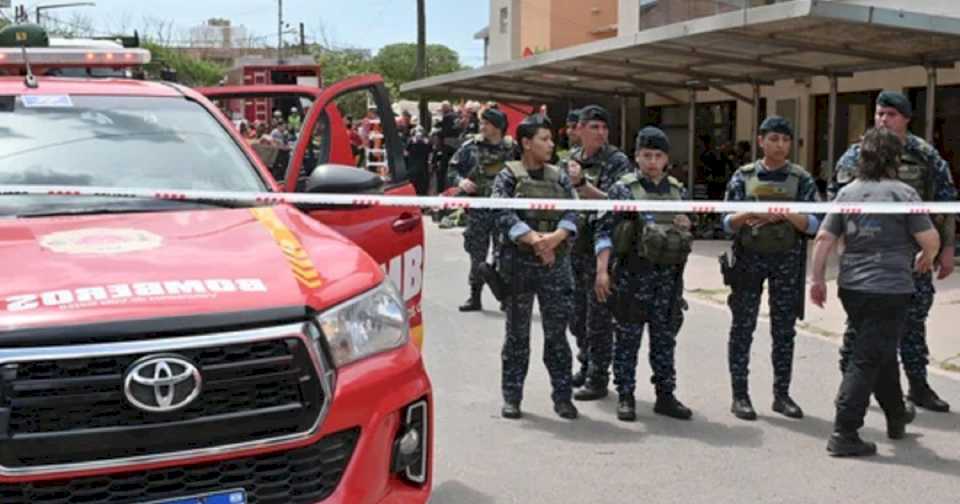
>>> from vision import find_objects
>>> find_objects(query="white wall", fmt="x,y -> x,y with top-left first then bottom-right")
618,0 -> 641,36
488,0 -> 515,64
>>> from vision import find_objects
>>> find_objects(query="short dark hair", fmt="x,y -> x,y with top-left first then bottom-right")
857,128 -> 903,181
516,115 -> 552,148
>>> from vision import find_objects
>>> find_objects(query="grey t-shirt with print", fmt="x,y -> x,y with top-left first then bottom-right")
822,179 -> 933,294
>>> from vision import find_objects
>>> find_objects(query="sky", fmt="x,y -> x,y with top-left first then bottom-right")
10,0 -> 490,67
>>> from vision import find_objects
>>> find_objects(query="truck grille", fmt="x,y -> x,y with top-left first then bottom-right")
0,324 -> 328,470
0,428 -> 359,504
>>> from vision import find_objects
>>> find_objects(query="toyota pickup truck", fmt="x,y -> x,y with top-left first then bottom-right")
0,23 -> 431,504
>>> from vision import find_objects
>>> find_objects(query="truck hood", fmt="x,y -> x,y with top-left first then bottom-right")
0,206 -> 383,332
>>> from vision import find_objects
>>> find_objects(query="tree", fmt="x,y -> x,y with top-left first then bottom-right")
313,46 -> 375,84
371,42 -> 463,97
142,42 -> 226,87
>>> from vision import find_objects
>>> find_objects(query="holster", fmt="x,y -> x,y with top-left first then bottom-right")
719,252 -> 763,292
609,285 -> 646,325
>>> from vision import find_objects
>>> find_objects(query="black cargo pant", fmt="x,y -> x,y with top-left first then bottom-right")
834,288 -> 911,433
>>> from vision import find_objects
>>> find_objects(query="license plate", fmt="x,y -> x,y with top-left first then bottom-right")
146,489 -> 246,504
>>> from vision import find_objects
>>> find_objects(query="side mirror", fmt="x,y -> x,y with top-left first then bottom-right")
304,164 -> 384,194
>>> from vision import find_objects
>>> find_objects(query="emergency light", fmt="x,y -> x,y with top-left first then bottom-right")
0,23 -> 150,69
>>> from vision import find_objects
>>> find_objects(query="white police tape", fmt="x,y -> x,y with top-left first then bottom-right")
1,185 -> 958,214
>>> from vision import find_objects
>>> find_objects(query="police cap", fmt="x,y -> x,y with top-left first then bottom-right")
635,126 -> 670,154
578,105 -> 610,125
876,91 -> 913,118
759,116 -> 794,138
481,107 -> 508,133
516,114 -> 553,143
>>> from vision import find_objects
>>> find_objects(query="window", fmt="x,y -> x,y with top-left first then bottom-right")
499,7 -> 509,34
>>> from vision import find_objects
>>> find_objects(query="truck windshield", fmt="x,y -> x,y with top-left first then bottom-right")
0,94 -> 267,217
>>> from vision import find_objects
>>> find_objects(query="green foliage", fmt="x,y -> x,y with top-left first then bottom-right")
371,43 -> 463,97
313,42 -> 465,99
142,41 -> 226,87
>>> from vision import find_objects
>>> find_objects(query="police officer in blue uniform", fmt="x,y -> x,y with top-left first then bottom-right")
449,108 -> 515,312
594,127 -> 694,421
722,116 -> 820,421
829,91 -> 957,413
565,105 -> 632,399
492,115 -> 579,420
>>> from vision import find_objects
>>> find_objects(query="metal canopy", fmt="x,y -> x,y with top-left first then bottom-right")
401,1 -> 960,103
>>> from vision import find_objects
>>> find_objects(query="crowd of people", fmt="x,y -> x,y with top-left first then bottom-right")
444,91 -> 956,458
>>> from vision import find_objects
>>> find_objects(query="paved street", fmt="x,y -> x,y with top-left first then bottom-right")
421,222 -> 960,504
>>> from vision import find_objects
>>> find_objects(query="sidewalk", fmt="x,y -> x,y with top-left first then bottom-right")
684,240 -> 960,374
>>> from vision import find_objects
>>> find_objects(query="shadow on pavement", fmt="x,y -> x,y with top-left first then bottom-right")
430,480 -> 497,504
516,398 -> 764,448
899,409 -> 960,432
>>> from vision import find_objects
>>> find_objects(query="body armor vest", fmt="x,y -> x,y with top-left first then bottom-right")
737,162 -> 805,254
571,145 -> 612,255
468,135 -> 513,197
613,174 -> 692,265
895,150 -> 935,200
508,161 -> 570,234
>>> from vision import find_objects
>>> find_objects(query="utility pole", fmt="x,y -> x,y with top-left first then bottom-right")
416,0 -> 429,130
299,22 -> 305,55
277,0 -> 283,63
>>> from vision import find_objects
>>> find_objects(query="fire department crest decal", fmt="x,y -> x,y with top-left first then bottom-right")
39,228 -> 164,255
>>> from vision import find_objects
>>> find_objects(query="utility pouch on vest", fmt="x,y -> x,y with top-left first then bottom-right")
737,221 -> 797,255
623,254 -> 653,274
613,219 -> 637,258
639,224 -> 692,265
573,214 -> 594,255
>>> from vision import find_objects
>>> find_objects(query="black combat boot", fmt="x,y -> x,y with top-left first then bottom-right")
501,401 -> 522,419
772,394 -> 804,419
907,378 -> 950,412
571,369 -> 586,388
827,431 -> 877,457
573,381 -> 608,401
458,284 -> 483,312
617,394 -> 636,422
554,400 -> 578,420
886,402 -> 916,440
654,393 -> 693,420
731,395 -> 757,421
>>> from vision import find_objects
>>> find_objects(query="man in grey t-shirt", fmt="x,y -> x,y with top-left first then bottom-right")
822,179 -> 933,294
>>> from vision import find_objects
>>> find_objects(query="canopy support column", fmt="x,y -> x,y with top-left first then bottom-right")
926,66 -> 937,143
620,96 -> 628,151
751,82 -> 760,161
827,75 -> 838,177
688,88 -> 696,194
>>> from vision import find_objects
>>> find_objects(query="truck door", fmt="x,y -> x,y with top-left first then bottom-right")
199,77 -> 425,346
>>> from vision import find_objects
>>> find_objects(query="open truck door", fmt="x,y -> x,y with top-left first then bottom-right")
198,75 -> 425,346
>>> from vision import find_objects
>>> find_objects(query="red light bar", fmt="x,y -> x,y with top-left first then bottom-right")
0,48 -> 150,68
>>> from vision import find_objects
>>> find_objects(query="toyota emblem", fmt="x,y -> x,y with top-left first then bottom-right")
123,354 -> 203,413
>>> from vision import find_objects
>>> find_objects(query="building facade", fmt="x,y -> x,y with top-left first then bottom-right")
483,0 -> 619,64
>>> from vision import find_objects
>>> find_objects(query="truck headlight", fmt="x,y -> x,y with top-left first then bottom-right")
316,281 -> 409,367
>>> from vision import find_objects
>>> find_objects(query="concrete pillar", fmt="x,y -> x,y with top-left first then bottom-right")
751,82 -> 760,161
926,66 -> 937,143
688,88 -> 696,195
827,75 -> 838,176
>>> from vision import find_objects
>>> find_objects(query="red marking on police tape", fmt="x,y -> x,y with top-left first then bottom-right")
528,203 -> 557,211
